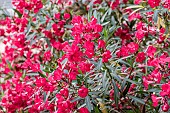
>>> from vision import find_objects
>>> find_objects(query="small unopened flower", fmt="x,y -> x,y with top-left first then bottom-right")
162,103 -> 169,112
64,13 -> 70,20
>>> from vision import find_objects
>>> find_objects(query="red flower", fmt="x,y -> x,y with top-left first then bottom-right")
102,50 -> 112,63
94,0 -> 102,4
123,0 -> 128,4
69,70 -> 78,80
115,27 -> 132,41
136,52 -> 146,63
54,68 -> 62,80
146,46 -> 157,58
116,46 -> 129,57
55,13 -> 61,20
94,24 -> 103,32
12,0 -> 43,14
52,41 -> 63,50
110,0 -> 120,10
0,29 -> 5,36
79,62 -> 92,73
79,107 -> 89,113
142,76 -> 153,89
151,94 -> 160,107
129,84 -> 136,92
72,16 -> 82,24
60,88 -> 69,98
43,30 -> 53,39
84,41 -> 94,51
36,77 -> 46,87
78,86 -> 88,98
163,0 -> 170,10
128,13 -> 141,21
31,63 -> 40,72
110,89 -> 114,100
127,42 -> 139,54
148,0 -> 160,8
66,44 -> 83,62
52,21 -> 65,36
64,13 -> 71,20
134,0 -> 142,4
135,29 -> 145,40
162,103 -> 169,112
44,50 -> 51,61
83,41 -> 95,58
98,39 -> 106,49
160,83 -> 170,98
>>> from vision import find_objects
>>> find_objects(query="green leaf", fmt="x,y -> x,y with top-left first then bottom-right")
13,9 -> 22,18
125,5 -> 144,9
87,5 -> 93,21
123,77 -> 140,85
111,16 -> 116,26
26,73 -> 39,76
2,9 -> 10,17
42,0 -> 47,4
43,68 -> 51,73
64,25 -> 73,29
61,58 -> 68,69
130,7 -> 144,15
103,27 -> 108,41
25,21 -> 32,37
101,9 -> 108,23
26,32 -> 36,42
153,9 -> 159,23
147,88 -> 160,93
112,79 -> 119,106
96,58 -> 103,70
6,60 -> 12,70
102,70 -> 107,89
101,21 -> 110,26
22,70 -> 26,79
43,91 -> 50,102
38,72 -> 46,78
128,95 -> 145,105
71,97 -> 81,103
76,75 -> 82,85
85,96 -> 93,112
92,105 -> 101,113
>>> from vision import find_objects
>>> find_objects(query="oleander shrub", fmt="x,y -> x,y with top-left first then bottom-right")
0,0 -> 170,113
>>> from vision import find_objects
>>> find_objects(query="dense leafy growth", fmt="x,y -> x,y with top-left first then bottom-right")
0,0 -> 170,113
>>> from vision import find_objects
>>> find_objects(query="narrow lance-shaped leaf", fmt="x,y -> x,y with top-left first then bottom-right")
128,95 -> 145,105
112,79 -> 120,106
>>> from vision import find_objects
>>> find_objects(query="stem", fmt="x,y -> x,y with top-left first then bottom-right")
125,97 -> 139,113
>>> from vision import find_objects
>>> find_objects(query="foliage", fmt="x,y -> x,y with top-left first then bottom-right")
0,0 -> 170,113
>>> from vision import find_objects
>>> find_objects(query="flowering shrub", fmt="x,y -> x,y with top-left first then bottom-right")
0,0 -> 170,113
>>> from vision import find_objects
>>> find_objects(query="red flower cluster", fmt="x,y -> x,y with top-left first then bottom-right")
151,82 -> 170,112
12,0 -> 43,14
116,42 -> 139,57
1,0 -> 170,112
148,0 -> 161,8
